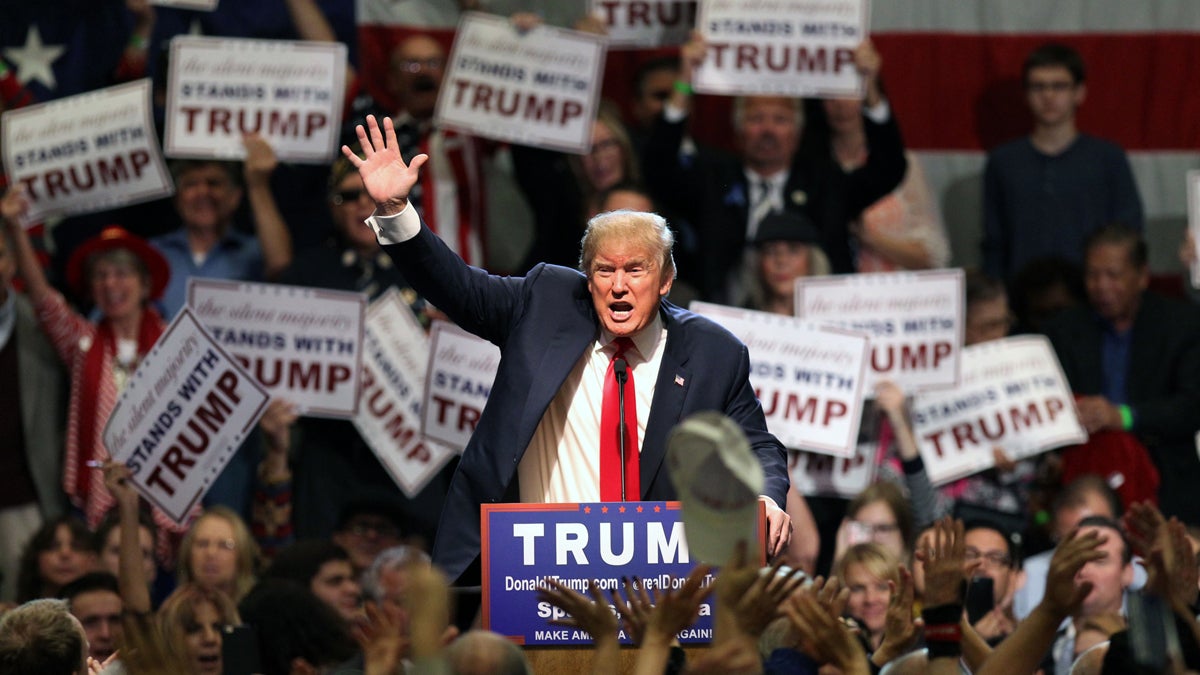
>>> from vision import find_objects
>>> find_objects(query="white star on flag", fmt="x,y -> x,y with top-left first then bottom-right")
3,25 -> 65,90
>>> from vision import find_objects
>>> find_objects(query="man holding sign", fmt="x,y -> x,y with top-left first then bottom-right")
344,114 -> 791,584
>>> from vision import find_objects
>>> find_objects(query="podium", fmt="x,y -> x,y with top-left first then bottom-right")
479,501 -> 766,656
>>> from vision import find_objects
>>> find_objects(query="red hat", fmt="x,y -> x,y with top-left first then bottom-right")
65,226 -> 170,301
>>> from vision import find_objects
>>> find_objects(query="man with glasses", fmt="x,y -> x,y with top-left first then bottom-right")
384,33 -> 489,268
964,521 -> 1023,644
982,43 -> 1143,280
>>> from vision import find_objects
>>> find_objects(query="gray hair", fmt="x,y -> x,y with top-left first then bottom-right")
0,599 -> 86,675
360,545 -> 431,603
732,95 -> 804,131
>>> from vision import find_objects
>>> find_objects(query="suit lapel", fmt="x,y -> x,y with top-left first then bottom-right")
520,288 -> 597,438
641,305 -> 691,494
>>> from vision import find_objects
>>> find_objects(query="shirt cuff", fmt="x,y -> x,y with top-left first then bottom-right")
863,98 -> 891,124
758,495 -> 781,511
365,201 -> 421,246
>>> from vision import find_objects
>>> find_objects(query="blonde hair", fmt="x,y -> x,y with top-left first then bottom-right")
158,584 -> 241,666
579,210 -> 676,282
177,507 -> 258,602
834,542 -> 900,588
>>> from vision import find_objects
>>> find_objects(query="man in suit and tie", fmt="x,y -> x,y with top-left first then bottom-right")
1043,223 -> 1200,525
344,115 -> 792,584
643,38 -> 908,302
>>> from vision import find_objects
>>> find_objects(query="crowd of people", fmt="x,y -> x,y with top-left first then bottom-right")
2,1 -> 1200,674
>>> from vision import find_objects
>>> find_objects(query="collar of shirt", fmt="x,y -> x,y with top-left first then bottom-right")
0,289 -> 14,350
596,310 -> 665,364
157,227 -> 251,252
743,169 -> 788,196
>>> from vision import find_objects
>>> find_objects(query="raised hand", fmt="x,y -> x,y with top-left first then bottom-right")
915,517 -> 976,608
342,115 -> 428,217
1041,527 -> 1106,619
536,578 -> 619,641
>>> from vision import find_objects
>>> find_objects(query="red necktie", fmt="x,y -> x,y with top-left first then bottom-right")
600,338 -> 640,501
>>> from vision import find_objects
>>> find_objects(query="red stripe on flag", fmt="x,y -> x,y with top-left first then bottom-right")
873,32 -> 1200,151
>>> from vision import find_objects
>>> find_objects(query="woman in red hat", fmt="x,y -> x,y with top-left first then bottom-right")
2,189 -> 170,532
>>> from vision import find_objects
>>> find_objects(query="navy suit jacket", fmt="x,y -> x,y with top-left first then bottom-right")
383,221 -> 789,582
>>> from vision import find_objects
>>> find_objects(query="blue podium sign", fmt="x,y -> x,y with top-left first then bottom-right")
482,502 -> 722,646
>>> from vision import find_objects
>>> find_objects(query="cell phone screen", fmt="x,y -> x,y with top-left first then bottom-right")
964,576 -> 995,625
221,624 -> 262,675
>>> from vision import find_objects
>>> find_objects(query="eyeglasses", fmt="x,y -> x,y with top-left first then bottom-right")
965,547 -> 1012,568
194,537 -> 237,552
331,189 -> 368,206
396,58 -> 445,73
1026,81 -> 1075,93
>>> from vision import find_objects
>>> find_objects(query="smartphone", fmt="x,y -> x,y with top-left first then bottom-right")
1127,592 -> 1180,672
221,624 -> 261,675
964,576 -> 995,625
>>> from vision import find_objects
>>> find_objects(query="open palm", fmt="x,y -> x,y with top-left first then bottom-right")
342,115 -> 428,215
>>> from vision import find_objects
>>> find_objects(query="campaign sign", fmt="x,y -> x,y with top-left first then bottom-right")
691,302 -> 869,458
911,335 -> 1087,486
355,290 -> 457,497
104,310 -> 269,524
187,280 -> 365,418
483,502 -> 718,645
795,269 -> 964,393
422,320 -> 499,451
165,36 -> 346,163
435,12 -> 606,154
151,0 -> 218,9
693,0 -> 869,98
1,79 -> 172,223
592,0 -> 697,49
1187,170 -> 1200,288
790,443 -> 876,499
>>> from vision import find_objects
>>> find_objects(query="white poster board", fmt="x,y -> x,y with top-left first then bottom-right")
355,290 -> 458,497
1,79 -> 172,223
187,280 -> 365,418
422,320 -> 500,451
592,0 -> 697,49
105,310 -> 270,524
789,443 -> 876,499
911,335 -> 1087,486
1187,170 -> 1200,288
164,36 -> 346,163
693,0 -> 868,97
691,302 -> 870,458
435,12 -> 606,154
795,269 -> 964,393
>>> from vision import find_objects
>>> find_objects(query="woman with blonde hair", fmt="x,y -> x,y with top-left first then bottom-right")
835,542 -> 901,652
177,506 -> 258,603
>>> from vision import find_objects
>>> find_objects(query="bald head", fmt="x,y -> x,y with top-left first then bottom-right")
389,34 -> 446,120
444,630 -> 531,675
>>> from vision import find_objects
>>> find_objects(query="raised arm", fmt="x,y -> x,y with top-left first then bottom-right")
1,188 -> 52,305
242,133 -> 292,280
103,462 -> 153,614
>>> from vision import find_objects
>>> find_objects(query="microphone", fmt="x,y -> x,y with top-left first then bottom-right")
614,357 -> 628,501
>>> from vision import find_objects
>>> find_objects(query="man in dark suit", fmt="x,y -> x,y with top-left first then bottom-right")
642,39 -> 907,302
344,115 -> 792,583
0,223 -> 66,601
1043,223 -> 1200,524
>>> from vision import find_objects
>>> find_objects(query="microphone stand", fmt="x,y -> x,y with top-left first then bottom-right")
615,357 -> 628,501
